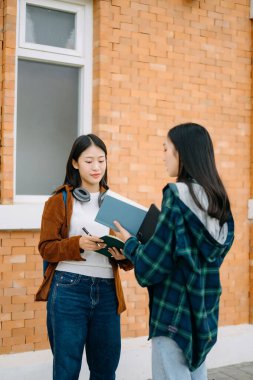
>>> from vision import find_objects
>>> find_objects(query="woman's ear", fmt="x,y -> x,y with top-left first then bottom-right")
72,159 -> 79,169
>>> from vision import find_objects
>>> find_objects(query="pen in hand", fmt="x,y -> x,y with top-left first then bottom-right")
82,227 -> 101,248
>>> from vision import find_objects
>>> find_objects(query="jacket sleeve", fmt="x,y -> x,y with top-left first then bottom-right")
38,193 -> 84,263
124,188 -> 179,287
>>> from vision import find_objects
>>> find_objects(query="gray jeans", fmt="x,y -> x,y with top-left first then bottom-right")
152,336 -> 208,380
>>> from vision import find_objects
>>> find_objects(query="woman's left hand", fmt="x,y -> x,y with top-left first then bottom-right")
109,221 -> 132,260
108,247 -> 126,261
113,221 -> 132,242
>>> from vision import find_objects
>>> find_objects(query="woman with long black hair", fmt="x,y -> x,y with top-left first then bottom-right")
111,123 -> 234,380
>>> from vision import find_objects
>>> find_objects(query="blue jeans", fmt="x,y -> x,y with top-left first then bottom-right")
47,271 -> 121,380
152,336 -> 207,380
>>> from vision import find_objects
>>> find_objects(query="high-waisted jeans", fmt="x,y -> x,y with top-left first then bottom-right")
47,271 -> 121,380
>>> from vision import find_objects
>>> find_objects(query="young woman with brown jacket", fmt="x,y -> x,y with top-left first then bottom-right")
36,134 -> 132,380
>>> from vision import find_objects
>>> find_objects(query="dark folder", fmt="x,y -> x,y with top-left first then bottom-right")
97,235 -> 124,258
136,204 -> 160,244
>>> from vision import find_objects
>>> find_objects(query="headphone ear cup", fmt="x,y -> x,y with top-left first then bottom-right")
98,190 -> 107,207
73,187 -> 108,206
73,187 -> 91,202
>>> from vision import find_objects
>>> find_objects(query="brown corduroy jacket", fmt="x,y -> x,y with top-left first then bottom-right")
35,185 -> 133,314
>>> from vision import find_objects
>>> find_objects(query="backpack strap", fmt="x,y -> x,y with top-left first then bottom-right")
62,188 -> 67,206
43,189 -> 67,275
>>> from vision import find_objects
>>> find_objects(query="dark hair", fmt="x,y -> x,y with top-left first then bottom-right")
168,123 -> 230,225
63,134 -> 108,189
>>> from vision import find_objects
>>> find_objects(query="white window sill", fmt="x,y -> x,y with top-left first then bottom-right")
0,203 -> 45,230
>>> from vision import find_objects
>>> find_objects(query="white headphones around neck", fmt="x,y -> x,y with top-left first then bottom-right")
72,187 -> 108,207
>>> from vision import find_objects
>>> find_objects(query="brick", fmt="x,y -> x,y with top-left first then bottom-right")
25,302 -> 45,311
3,255 -> 26,264
34,341 -> 50,350
26,334 -> 47,344
0,246 -> 11,255
4,288 -> 26,296
12,327 -> 34,337
12,278 -> 34,288
0,329 -> 12,338
12,263 -> 35,272
24,271 -> 41,279
25,318 -> 45,328
2,238 -> 25,247
2,271 -> 24,281
0,279 -> 12,288
0,346 -> 12,354
2,320 -> 24,330
0,296 -> 11,305
0,312 -> 11,321
12,311 -> 34,321
3,336 -> 25,346
26,287 -> 37,295
11,344 -> 34,354
0,264 -> 12,273
12,247 -> 34,255
2,304 -> 24,313
12,295 -> 34,304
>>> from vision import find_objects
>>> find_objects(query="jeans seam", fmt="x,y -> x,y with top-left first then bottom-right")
50,281 -> 58,379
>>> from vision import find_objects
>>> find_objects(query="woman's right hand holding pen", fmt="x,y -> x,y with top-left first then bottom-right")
79,235 -> 106,251
79,226 -> 106,251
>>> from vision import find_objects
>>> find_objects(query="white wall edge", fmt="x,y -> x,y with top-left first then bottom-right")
0,204 -> 44,230
206,323 -> 253,368
0,324 -> 252,380
248,198 -> 253,219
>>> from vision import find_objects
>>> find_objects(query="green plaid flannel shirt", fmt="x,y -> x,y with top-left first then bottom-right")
124,183 -> 234,371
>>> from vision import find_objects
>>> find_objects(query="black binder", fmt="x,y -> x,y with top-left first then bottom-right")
136,204 -> 160,244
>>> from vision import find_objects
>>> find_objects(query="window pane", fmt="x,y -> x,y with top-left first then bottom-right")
26,4 -> 75,49
16,60 -> 79,195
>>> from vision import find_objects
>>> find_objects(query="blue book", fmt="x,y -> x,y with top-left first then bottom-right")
95,193 -> 148,236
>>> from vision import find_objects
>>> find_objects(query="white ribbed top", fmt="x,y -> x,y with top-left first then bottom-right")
56,192 -> 113,278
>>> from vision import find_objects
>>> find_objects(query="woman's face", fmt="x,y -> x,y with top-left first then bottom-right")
163,137 -> 179,177
72,144 -> 106,191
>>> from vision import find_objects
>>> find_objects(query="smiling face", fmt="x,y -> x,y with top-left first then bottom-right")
72,144 -> 107,192
163,137 -> 179,178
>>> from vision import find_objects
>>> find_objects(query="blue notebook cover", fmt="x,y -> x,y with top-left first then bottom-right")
95,195 -> 147,236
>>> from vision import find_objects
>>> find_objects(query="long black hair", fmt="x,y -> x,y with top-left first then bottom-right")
63,134 -> 108,189
168,123 -> 230,225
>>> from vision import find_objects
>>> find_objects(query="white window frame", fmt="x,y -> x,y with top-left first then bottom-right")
0,0 -> 93,229
19,0 -> 85,58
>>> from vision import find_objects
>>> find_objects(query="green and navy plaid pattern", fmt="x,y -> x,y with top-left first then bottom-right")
124,184 -> 234,371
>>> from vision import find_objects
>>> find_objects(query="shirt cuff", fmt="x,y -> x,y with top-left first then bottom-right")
124,236 -> 140,262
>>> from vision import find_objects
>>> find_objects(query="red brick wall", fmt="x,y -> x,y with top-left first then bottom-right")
0,0 -> 252,354
93,0 -> 251,328
0,231 -> 47,353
